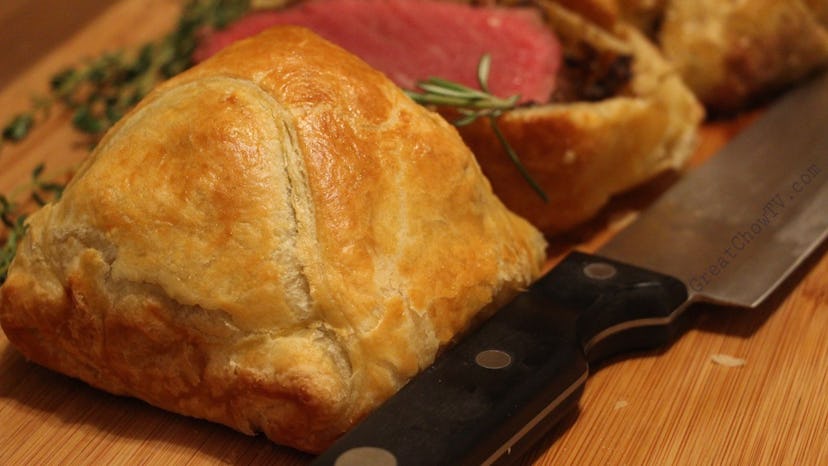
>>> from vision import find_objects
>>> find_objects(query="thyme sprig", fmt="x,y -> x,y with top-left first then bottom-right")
406,54 -> 548,202
0,214 -> 27,284
0,0 -> 252,149
0,163 -> 67,283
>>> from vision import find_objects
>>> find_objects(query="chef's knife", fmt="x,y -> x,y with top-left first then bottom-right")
312,72 -> 828,466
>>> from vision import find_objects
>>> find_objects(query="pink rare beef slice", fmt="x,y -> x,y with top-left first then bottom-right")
194,0 -> 562,104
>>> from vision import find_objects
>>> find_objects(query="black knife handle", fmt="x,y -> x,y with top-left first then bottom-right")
311,252 -> 688,466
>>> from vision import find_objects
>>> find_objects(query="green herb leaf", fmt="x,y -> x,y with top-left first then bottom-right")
0,193 -> 27,284
31,164 -> 65,201
50,67 -> 81,95
31,163 -> 45,180
489,115 -> 548,202
453,110 -> 481,127
0,215 -> 27,284
3,113 -> 35,141
72,106 -> 106,134
0,195 -> 14,228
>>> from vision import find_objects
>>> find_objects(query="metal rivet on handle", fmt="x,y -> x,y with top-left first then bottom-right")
475,349 -> 513,370
334,447 -> 398,466
583,262 -> 617,280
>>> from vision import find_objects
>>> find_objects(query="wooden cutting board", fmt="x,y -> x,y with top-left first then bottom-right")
1,1 -> 827,464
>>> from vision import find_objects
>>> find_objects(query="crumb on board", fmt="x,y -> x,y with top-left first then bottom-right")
613,400 -> 629,410
710,354 -> 746,367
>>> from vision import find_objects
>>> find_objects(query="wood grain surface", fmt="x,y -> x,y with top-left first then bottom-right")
1,1 -> 827,465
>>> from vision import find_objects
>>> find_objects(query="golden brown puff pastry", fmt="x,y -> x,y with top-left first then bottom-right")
657,0 -> 828,113
0,26 -> 546,453
595,0 -> 828,112
805,0 -> 828,26
456,1 -> 703,234
615,0 -> 665,33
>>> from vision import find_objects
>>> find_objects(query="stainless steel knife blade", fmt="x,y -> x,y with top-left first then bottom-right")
579,71 -> 828,355
600,71 -> 828,308
312,73 -> 828,466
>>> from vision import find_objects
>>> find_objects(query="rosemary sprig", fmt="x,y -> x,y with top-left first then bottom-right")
405,54 -> 548,202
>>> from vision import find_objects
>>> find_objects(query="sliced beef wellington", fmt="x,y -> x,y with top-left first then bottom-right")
196,0 -> 703,234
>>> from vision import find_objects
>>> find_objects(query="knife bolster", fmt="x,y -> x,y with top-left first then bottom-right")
540,251 -> 690,363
